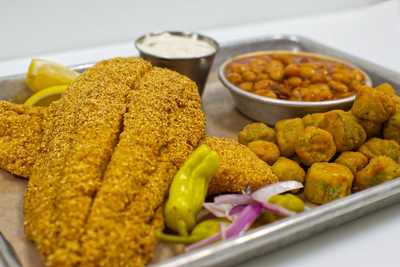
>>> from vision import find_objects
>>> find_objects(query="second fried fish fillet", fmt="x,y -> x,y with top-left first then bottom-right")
0,101 -> 47,178
76,67 -> 205,267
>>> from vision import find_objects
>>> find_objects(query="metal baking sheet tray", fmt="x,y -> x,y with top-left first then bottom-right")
1,34 -> 400,267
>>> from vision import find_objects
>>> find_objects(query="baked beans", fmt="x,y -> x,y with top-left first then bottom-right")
224,52 -> 367,101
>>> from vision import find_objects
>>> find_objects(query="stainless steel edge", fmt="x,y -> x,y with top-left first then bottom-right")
150,178 -> 400,267
227,88 -> 354,125
0,232 -> 22,267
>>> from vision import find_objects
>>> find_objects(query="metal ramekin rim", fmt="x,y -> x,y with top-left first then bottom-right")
135,30 -> 220,60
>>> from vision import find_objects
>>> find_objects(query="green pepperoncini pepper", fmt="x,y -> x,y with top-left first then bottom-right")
268,193 -> 304,213
164,144 -> 220,237
155,218 -> 230,245
259,193 -> 304,223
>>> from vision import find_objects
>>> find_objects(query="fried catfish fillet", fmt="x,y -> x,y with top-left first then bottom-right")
0,101 -> 47,178
23,57 -> 152,262
76,67 -> 205,267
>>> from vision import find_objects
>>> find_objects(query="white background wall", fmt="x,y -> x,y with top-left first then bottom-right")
0,0 -> 381,61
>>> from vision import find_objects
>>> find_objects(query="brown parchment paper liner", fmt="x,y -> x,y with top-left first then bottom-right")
0,171 -> 45,266
0,72 -> 316,266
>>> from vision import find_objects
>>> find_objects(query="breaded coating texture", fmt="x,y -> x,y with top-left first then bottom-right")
0,101 -> 47,178
302,113 -> 325,128
238,122 -> 277,145
354,116 -> 382,139
351,85 -> 395,123
295,126 -> 336,166
271,157 -> 305,193
78,67 -> 205,267
247,140 -> 280,165
318,110 -> 366,152
50,59 -> 153,266
383,104 -> 400,143
356,156 -> 400,190
357,137 -> 400,162
23,57 -> 152,264
304,162 -> 354,204
275,118 -> 304,157
392,95 -> 400,105
197,136 -> 279,195
334,151 -> 369,176
374,83 -> 396,95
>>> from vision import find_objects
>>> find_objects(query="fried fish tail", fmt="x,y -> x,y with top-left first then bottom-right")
197,135 -> 279,195
78,67 -> 206,267
0,101 -> 47,178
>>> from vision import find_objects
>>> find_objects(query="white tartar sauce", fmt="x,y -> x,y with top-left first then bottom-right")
137,32 -> 216,58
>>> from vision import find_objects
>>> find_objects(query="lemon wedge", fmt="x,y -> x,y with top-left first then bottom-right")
24,85 -> 68,107
26,59 -> 79,93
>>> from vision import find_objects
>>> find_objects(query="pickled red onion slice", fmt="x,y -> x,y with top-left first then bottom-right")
226,204 -> 263,238
214,194 -> 255,205
251,181 -> 303,203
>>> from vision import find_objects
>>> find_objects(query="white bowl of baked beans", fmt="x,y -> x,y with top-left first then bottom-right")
218,51 -> 372,125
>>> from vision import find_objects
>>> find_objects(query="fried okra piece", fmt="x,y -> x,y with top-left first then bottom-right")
271,157 -> 305,193
392,95 -> 400,105
383,104 -> 400,143
357,137 -> 400,162
289,153 -> 303,165
238,122 -> 277,146
304,162 -> 354,204
374,83 -> 396,95
318,110 -> 366,152
355,156 -> 400,190
334,151 -> 369,176
351,85 -> 395,123
275,118 -> 304,157
354,116 -> 382,139
295,126 -> 336,166
302,113 -> 325,128
247,140 -> 280,165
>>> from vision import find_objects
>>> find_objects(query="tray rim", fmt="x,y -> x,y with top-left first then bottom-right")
1,34 -> 400,267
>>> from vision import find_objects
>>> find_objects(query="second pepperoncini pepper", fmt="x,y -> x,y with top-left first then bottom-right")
155,218 -> 230,245
164,144 -> 220,237
269,194 -> 304,213
259,193 -> 304,223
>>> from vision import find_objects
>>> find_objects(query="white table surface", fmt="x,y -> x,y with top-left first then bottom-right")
1,1 -> 400,266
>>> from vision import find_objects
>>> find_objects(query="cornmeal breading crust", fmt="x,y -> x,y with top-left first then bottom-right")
0,101 -> 47,178
24,58 -> 153,263
22,59 -> 205,267
78,67 -> 205,267
197,135 -> 279,195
